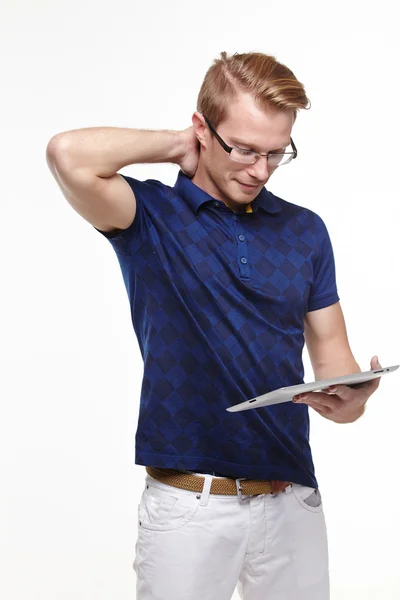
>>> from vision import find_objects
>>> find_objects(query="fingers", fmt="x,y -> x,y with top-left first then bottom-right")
293,391 -> 341,409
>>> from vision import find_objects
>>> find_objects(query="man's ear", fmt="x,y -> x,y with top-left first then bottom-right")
192,112 -> 209,149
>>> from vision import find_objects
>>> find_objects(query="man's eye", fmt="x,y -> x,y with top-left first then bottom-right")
237,148 -> 254,156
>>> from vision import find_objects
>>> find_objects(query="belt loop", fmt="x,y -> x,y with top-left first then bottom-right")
284,482 -> 293,495
199,474 -> 213,506
236,477 -> 246,502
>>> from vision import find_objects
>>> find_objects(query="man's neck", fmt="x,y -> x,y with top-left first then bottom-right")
190,168 -> 245,214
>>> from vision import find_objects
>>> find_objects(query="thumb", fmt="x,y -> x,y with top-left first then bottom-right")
371,355 -> 382,370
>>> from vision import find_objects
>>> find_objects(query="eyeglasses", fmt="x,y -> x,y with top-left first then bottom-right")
203,116 -> 297,167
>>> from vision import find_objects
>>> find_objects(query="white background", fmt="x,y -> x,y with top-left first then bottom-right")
1,0 -> 399,598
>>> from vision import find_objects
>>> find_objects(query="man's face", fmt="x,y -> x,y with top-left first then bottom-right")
195,93 -> 295,212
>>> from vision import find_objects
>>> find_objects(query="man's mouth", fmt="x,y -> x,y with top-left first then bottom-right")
237,181 -> 258,188
237,181 -> 260,192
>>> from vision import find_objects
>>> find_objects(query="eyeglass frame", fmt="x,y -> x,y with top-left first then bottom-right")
203,115 -> 298,166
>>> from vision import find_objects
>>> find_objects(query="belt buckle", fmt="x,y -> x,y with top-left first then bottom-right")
235,477 -> 247,502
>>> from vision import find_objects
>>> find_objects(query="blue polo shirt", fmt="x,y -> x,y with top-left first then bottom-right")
95,170 -> 339,488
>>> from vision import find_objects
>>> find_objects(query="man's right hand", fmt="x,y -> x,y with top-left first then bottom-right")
177,126 -> 200,178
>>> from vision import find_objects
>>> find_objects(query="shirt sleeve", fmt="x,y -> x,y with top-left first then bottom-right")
93,174 -> 165,256
307,213 -> 340,312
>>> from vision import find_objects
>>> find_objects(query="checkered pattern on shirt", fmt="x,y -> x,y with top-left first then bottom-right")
94,171 -> 339,488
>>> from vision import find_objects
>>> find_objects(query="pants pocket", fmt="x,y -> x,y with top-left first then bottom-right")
138,482 -> 200,532
291,483 -> 323,513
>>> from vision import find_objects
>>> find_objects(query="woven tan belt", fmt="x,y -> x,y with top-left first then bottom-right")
146,467 -> 291,500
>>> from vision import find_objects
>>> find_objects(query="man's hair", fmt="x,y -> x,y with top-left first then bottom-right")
197,51 -> 310,127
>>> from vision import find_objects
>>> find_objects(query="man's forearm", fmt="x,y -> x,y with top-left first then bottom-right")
312,356 -> 361,381
47,127 -> 185,178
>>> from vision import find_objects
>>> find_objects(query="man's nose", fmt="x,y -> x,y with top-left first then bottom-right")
248,156 -> 269,180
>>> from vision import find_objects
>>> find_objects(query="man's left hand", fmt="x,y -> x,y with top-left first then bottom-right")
292,356 -> 382,423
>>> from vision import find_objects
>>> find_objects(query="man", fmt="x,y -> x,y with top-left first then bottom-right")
46,51 -> 381,600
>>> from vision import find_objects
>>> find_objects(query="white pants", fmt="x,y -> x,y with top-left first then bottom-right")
133,472 -> 330,600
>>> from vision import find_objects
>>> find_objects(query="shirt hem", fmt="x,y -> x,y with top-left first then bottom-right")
135,451 -> 318,489
307,292 -> 340,312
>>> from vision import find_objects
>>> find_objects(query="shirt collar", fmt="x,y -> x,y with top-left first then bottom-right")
173,170 -> 282,215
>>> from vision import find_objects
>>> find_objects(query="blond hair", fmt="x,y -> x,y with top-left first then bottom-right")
197,51 -> 310,126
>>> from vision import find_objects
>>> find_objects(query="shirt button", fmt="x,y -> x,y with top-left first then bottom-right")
240,257 -> 247,264
238,234 -> 245,241
213,202 -> 219,208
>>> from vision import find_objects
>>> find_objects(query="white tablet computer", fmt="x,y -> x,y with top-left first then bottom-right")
226,365 -> 399,412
